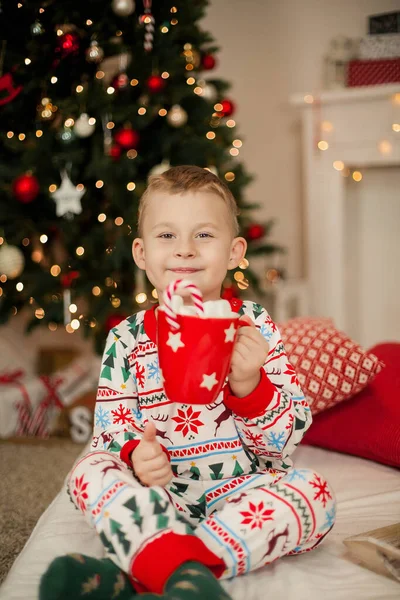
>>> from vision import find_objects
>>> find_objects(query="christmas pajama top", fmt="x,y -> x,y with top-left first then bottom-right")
91,299 -> 312,483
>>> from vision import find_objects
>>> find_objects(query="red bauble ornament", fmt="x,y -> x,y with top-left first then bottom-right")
105,313 -> 127,331
221,285 -> 239,301
109,144 -> 122,161
58,32 -> 80,57
246,224 -> 265,241
146,74 -> 166,93
114,127 -> 139,150
12,173 -> 40,203
218,99 -> 235,117
61,270 -> 80,288
111,72 -> 129,90
201,54 -> 217,70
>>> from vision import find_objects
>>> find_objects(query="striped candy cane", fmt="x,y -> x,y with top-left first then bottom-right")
163,279 -> 204,330
141,0 -> 155,53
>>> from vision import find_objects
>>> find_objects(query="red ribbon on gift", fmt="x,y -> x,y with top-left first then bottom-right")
0,370 -> 64,438
27,375 -> 64,438
0,369 -> 24,383
0,370 -> 32,435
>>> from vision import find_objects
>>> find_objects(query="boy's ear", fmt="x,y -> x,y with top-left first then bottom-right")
132,238 -> 146,270
228,236 -> 247,270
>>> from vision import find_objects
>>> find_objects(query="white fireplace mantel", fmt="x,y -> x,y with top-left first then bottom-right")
290,84 -> 400,343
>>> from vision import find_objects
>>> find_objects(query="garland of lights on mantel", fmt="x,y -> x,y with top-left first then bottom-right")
301,90 -> 400,182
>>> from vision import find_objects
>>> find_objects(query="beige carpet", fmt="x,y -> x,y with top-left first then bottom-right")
0,438 -> 85,584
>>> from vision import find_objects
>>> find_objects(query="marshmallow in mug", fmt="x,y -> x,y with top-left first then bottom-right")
170,294 -> 237,318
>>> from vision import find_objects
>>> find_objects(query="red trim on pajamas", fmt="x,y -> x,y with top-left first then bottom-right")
223,368 -> 276,418
120,439 -> 171,467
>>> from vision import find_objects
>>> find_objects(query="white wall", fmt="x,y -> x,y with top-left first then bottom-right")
203,0 -> 400,278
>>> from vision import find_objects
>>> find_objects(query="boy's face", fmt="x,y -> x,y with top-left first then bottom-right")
133,191 -> 247,303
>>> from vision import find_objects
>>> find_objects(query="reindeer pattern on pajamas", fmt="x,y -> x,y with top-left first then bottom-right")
68,300 -> 336,583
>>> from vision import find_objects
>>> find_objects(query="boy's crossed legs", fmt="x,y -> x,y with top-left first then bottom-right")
41,451 -> 335,599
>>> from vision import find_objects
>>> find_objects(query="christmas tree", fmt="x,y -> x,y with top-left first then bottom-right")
0,0 -> 281,353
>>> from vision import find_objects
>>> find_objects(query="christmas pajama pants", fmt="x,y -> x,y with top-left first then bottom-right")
68,451 -> 336,593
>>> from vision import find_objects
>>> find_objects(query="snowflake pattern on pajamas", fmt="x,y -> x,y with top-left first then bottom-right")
245,431 -> 264,447
240,501 -> 275,530
135,363 -> 146,388
260,324 -> 273,341
131,406 -> 143,421
72,475 -> 89,513
322,506 -> 336,530
172,406 -> 205,437
111,404 -> 135,426
310,474 -> 333,508
284,468 -> 309,483
267,431 -> 286,452
147,357 -> 161,384
283,364 -> 300,387
95,405 -> 110,428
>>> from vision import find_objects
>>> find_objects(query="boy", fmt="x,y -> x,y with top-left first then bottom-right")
40,166 -> 335,600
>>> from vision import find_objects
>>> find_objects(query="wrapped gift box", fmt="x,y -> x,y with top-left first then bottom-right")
0,356 -> 99,439
347,58 -> 400,87
359,34 -> 400,60
369,11 -> 400,35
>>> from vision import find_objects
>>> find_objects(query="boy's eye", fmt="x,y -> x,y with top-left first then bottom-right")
158,232 -> 213,239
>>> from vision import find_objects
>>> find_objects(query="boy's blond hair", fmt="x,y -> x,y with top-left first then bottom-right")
137,165 -> 240,237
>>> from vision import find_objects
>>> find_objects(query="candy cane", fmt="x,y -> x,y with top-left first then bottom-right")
142,0 -> 155,53
163,279 -> 204,330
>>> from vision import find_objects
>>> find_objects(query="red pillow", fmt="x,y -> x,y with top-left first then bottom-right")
279,317 -> 384,414
303,343 -> 400,468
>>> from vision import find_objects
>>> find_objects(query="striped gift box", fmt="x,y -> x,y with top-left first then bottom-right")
347,58 -> 400,87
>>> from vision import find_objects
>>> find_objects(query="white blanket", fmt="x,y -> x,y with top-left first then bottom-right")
1,446 -> 399,600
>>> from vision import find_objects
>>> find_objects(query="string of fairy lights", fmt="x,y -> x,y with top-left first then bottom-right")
304,90 -> 400,182
0,3 -> 252,334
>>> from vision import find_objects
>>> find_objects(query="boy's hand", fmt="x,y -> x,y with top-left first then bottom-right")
131,422 -> 173,487
228,315 -> 269,398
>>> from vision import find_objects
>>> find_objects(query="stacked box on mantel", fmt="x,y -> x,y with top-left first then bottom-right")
347,58 -> 400,87
347,11 -> 400,87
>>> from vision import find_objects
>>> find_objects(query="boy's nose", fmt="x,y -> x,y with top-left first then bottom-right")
174,242 -> 196,258
174,248 -> 196,258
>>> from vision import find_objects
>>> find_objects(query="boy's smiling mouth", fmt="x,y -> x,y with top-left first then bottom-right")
169,268 -> 202,273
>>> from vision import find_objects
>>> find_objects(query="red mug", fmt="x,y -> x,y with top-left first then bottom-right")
157,280 -> 247,405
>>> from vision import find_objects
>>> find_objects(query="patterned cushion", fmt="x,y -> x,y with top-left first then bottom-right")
279,317 -> 384,414
303,343 -> 400,467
